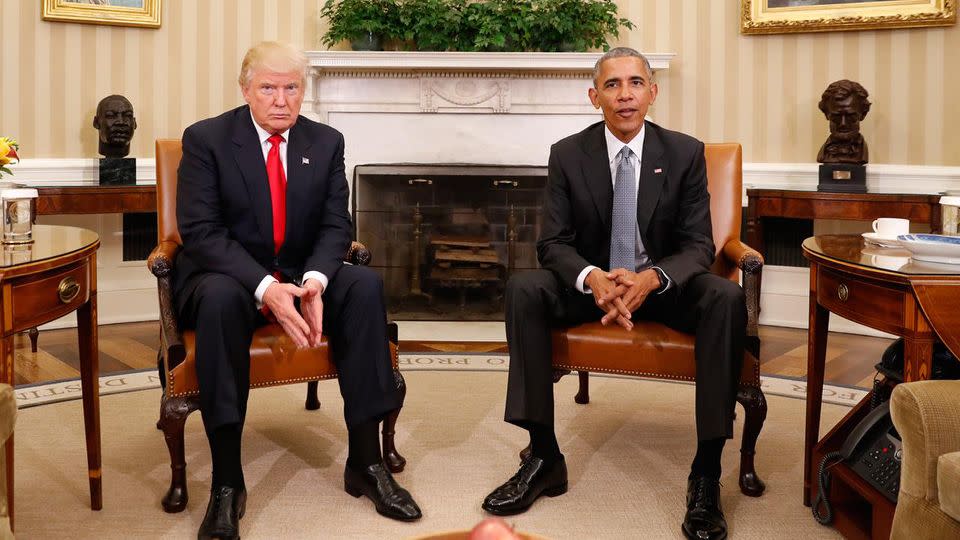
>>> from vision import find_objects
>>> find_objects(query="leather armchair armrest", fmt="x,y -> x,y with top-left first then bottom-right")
721,239 -> 764,344
148,240 -> 185,373
347,241 -> 372,266
722,238 -> 764,275
148,241 -> 181,278
891,380 -> 960,501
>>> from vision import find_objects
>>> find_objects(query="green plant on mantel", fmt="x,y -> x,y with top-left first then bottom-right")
320,0 -> 401,51
397,0 -> 465,51
320,0 -> 633,52
534,0 -> 634,52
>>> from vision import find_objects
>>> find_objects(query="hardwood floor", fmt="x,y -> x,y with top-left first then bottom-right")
15,321 -> 895,389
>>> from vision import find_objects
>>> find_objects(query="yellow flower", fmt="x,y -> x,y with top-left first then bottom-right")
0,137 -> 19,177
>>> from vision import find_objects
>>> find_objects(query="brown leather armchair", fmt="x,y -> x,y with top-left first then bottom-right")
148,139 -> 407,514
548,143 -> 767,497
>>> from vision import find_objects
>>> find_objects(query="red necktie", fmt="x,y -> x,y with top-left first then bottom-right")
266,134 -> 287,255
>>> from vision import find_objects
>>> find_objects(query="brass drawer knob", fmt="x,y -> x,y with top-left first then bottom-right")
58,276 -> 80,304
837,283 -> 849,302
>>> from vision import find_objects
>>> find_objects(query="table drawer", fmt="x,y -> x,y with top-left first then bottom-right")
817,267 -> 906,333
11,261 -> 91,331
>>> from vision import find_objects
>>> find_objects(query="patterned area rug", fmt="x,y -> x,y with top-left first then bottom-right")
15,352 -> 868,409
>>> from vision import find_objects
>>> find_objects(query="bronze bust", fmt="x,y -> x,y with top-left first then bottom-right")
816,80 -> 870,165
93,95 -> 137,158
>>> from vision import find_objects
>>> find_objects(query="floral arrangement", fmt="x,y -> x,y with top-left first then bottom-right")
0,137 -> 19,178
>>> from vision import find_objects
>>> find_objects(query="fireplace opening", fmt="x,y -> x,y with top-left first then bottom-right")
353,164 -> 547,321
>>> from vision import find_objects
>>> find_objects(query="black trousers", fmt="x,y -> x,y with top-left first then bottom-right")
176,264 -> 401,432
503,269 -> 746,441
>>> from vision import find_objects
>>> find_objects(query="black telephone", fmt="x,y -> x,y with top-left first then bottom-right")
812,401 -> 902,524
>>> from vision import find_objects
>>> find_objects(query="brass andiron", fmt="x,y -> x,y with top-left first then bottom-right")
401,196 -> 431,304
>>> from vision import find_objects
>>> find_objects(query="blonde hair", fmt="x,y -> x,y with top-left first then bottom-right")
238,41 -> 308,88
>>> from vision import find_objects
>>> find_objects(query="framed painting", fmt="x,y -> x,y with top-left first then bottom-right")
741,0 -> 956,34
42,0 -> 162,29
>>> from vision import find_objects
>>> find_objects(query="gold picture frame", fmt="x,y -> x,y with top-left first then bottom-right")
42,0 -> 162,29
741,0 -> 956,34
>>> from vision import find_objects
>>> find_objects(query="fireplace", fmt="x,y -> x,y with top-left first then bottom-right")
354,164 -> 546,320
304,52 -> 673,326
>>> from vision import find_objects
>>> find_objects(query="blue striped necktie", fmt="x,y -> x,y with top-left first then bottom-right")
609,146 -> 636,271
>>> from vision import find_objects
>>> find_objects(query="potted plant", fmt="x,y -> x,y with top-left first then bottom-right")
533,0 -> 633,52
320,0 -> 401,51
397,0 -> 466,52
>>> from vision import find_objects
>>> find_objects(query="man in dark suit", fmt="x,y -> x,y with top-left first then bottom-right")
175,41 -> 421,539
481,48 -> 745,540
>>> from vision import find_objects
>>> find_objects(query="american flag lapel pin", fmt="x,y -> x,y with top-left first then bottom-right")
654,168 -> 663,174
302,157 -> 310,165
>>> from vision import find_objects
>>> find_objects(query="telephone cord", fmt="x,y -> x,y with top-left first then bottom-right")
812,451 -> 844,525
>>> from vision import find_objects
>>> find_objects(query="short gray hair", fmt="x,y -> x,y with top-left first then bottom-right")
592,47 -> 653,88
238,41 -> 308,88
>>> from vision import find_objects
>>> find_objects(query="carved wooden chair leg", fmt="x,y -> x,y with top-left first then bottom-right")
305,381 -> 321,410
736,385 -> 767,497
28,327 -> 39,353
575,371 -> 590,404
382,369 -> 407,473
159,394 -> 200,513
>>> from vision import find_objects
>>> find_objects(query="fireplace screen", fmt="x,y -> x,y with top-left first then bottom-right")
353,164 -> 547,320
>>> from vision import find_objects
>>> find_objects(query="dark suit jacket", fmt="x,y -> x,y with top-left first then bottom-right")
537,120 -> 715,293
173,105 -> 352,302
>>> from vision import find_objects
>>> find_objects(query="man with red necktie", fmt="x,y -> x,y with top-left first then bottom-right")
174,41 -> 421,540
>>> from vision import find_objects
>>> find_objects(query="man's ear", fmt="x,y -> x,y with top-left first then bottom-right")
588,87 -> 600,109
92,116 -> 100,129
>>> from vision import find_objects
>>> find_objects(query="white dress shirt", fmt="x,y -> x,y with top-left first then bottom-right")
575,124 -> 672,294
249,113 -> 328,305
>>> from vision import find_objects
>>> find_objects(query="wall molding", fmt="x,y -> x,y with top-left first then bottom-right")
6,159 -> 157,186
744,162 -> 960,194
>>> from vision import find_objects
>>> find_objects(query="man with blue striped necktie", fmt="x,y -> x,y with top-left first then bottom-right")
483,47 -> 745,540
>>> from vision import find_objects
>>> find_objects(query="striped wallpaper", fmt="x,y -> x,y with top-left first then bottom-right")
1,0 -> 957,165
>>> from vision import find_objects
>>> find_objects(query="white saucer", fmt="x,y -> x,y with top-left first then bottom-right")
910,253 -> 960,265
862,232 -> 901,247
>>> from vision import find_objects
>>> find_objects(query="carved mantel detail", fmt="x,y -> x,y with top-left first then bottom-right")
420,78 -> 511,113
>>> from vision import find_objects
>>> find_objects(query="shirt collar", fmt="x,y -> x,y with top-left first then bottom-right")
249,109 -> 290,145
604,122 -> 645,165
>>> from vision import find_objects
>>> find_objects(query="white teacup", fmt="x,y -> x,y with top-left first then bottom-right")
872,217 -> 909,238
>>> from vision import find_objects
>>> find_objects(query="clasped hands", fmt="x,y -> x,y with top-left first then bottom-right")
261,278 -> 324,348
584,267 -> 662,331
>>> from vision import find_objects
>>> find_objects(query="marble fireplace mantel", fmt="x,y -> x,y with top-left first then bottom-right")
306,50 -> 674,73
303,50 -> 675,175
304,51 -> 674,120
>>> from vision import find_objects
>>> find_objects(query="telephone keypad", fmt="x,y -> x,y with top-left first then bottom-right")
852,436 -> 902,502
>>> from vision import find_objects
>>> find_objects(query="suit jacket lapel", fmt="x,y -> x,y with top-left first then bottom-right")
581,126 -> 613,231
283,121 -> 314,251
637,122 -> 666,237
232,108 -> 274,251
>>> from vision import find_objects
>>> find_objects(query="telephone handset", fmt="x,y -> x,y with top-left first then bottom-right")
812,401 -> 902,524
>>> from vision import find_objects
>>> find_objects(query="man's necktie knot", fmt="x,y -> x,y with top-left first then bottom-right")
268,133 -> 284,147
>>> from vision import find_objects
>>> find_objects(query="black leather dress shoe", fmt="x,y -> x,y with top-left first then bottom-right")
482,455 -> 568,516
682,476 -> 727,540
344,462 -> 422,521
197,485 -> 246,540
